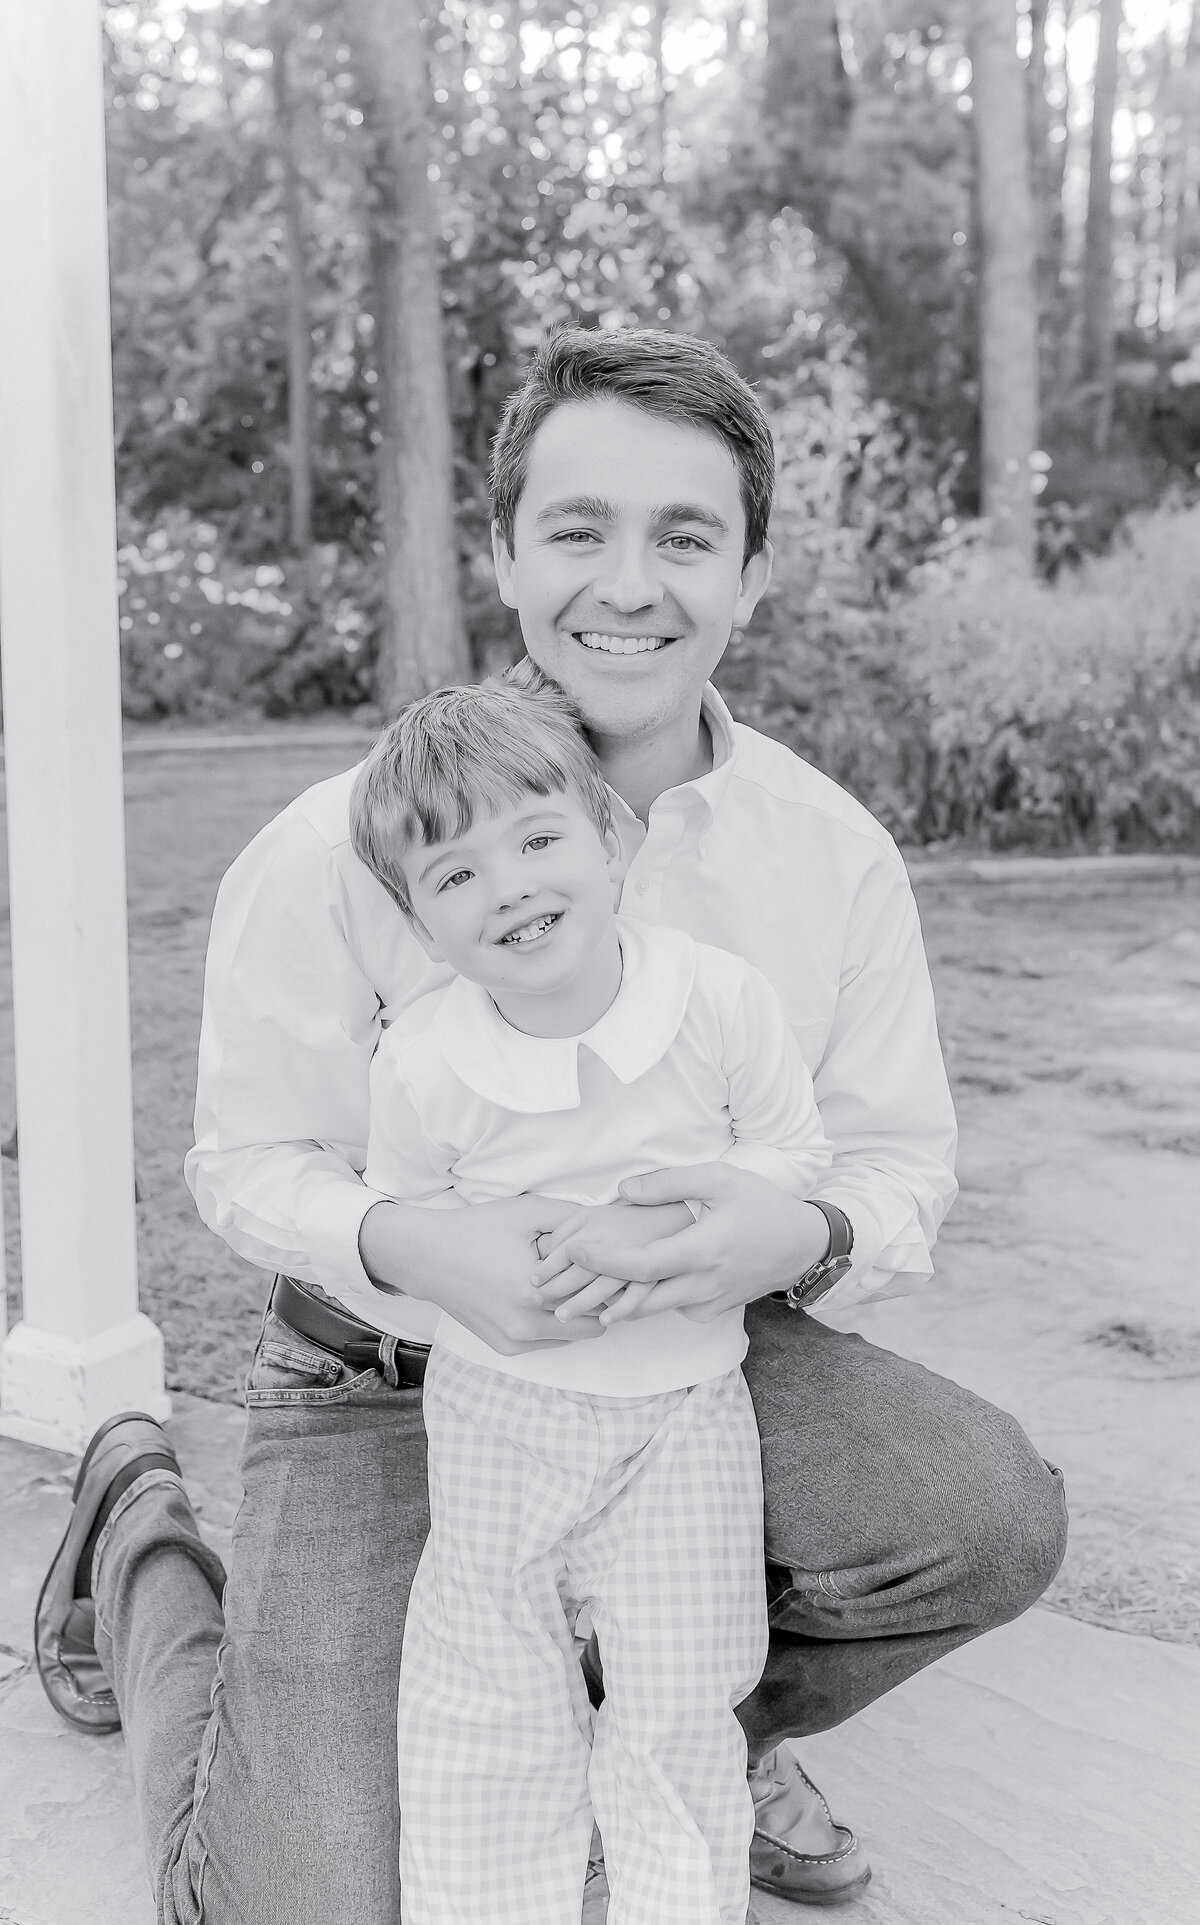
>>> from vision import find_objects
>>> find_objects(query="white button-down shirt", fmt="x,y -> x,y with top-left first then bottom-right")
185,686 -> 957,1337
360,919 -> 831,1391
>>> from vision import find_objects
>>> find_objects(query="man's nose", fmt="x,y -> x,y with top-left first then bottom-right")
593,539 -> 665,613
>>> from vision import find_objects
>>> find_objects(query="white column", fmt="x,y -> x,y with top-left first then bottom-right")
0,0 -> 169,1451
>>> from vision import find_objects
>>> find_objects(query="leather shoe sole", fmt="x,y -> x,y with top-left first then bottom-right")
34,1411 -> 180,1735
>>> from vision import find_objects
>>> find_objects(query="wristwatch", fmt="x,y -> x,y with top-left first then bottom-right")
780,1200 -> 854,1310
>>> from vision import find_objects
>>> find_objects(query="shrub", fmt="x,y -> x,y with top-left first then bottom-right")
117,509 -> 378,720
721,501 -> 1200,852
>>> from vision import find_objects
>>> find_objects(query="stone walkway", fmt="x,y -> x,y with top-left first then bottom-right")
1,1397 -> 1196,1925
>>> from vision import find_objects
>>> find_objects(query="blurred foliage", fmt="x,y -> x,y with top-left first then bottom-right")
117,509 -> 377,717
96,0 -> 1200,847
721,501 -> 1200,851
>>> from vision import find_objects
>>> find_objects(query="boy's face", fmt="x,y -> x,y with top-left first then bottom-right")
492,397 -> 772,749
400,788 -> 623,1014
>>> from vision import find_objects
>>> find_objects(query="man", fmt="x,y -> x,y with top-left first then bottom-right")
36,329 -> 1067,1923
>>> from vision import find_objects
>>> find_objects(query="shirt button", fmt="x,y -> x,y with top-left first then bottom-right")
635,880 -> 650,895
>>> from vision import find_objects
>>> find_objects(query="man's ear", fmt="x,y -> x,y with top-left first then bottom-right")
732,539 -> 773,629
491,520 -> 518,610
405,912 -> 446,965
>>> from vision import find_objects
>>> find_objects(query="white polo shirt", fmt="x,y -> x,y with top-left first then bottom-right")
185,686 -> 957,1336
359,919 -> 831,1393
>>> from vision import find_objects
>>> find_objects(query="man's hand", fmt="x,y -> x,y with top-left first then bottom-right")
358,1195 -> 605,1354
535,1165 -> 833,1323
531,1200 -> 695,1324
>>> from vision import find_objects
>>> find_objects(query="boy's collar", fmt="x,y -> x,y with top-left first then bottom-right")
432,919 -> 697,1113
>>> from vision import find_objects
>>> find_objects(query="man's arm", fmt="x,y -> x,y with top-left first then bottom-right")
185,800 -> 596,1351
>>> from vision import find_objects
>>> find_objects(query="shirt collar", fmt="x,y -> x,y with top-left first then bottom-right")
432,919 -> 697,1113
606,682 -> 738,843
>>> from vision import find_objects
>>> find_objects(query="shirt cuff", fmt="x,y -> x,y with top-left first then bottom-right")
296,1172 -> 394,1303
807,1187 -> 934,1320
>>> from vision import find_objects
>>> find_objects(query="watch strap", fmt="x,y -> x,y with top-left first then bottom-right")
782,1200 -> 854,1311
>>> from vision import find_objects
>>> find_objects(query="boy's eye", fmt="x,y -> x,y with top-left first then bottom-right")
437,868 -> 473,892
524,834 -> 555,853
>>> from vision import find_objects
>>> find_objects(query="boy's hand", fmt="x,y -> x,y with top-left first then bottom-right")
531,1200 -> 695,1322
540,1165 -> 833,1324
359,1194 -> 606,1353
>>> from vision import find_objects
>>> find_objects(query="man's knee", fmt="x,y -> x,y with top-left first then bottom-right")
951,1411 -> 1068,1629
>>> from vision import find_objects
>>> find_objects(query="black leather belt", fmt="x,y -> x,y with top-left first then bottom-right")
272,1274 -> 430,1386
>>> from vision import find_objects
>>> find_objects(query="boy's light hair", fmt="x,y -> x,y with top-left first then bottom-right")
350,662 -> 613,915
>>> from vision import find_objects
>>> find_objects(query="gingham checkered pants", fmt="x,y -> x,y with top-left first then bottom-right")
396,1348 -> 768,1925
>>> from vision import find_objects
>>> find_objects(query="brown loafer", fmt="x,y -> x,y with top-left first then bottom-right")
34,1411 -> 181,1735
750,1755 -> 872,1907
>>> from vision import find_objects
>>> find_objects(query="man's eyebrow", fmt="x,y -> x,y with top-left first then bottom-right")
534,495 -> 616,525
652,502 -> 731,534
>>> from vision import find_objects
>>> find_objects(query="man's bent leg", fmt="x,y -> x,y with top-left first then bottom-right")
739,1301 -> 1068,1759
94,1310 -> 430,1925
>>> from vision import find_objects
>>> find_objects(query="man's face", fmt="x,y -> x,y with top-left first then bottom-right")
492,398 -> 772,748
400,789 -> 622,1010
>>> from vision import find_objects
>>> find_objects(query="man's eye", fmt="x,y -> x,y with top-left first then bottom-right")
662,534 -> 706,553
553,529 -> 599,545
437,869 -> 472,891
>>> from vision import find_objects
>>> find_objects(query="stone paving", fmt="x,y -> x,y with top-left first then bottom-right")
2,1396 -> 1197,1925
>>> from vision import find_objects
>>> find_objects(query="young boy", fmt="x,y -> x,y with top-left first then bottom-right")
349,668 -> 832,1925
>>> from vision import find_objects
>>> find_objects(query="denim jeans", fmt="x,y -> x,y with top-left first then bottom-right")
91,1295 -> 1066,1925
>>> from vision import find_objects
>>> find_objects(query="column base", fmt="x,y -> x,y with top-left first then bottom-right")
0,1314 -> 170,1454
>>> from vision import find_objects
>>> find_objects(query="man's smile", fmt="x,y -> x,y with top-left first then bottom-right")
574,631 -> 675,655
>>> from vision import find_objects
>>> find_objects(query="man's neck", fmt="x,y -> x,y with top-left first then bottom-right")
593,709 -> 713,825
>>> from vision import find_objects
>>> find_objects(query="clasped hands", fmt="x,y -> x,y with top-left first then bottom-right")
529,1163 -> 830,1331
364,1167 -> 831,1355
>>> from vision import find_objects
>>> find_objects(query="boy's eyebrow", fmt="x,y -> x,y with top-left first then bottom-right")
534,494 -> 615,525
414,804 -> 577,883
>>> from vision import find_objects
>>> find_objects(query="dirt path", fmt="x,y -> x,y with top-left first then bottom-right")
841,868 -> 1200,1643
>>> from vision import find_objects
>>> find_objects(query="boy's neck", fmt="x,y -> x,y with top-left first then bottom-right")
590,707 -> 713,825
491,920 -> 624,1040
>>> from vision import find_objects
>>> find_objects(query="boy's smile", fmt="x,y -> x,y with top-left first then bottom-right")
401,792 -> 624,1039
492,397 -> 772,773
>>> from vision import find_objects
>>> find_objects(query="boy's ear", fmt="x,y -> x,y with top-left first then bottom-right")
602,822 -> 627,895
405,912 -> 446,965
491,520 -> 518,610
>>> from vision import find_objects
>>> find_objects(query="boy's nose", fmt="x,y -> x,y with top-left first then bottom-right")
494,873 -> 536,914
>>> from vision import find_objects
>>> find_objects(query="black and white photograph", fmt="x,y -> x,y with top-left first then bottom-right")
0,0 -> 1197,1920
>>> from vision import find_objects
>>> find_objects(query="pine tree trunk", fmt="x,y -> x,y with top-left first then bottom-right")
969,0 -> 1040,569
342,0 -> 469,709
269,10 -> 313,558
1079,0 -> 1123,450
765,0 -> 851,219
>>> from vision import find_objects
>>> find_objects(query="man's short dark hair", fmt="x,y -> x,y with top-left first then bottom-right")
490,327 -> 775,566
